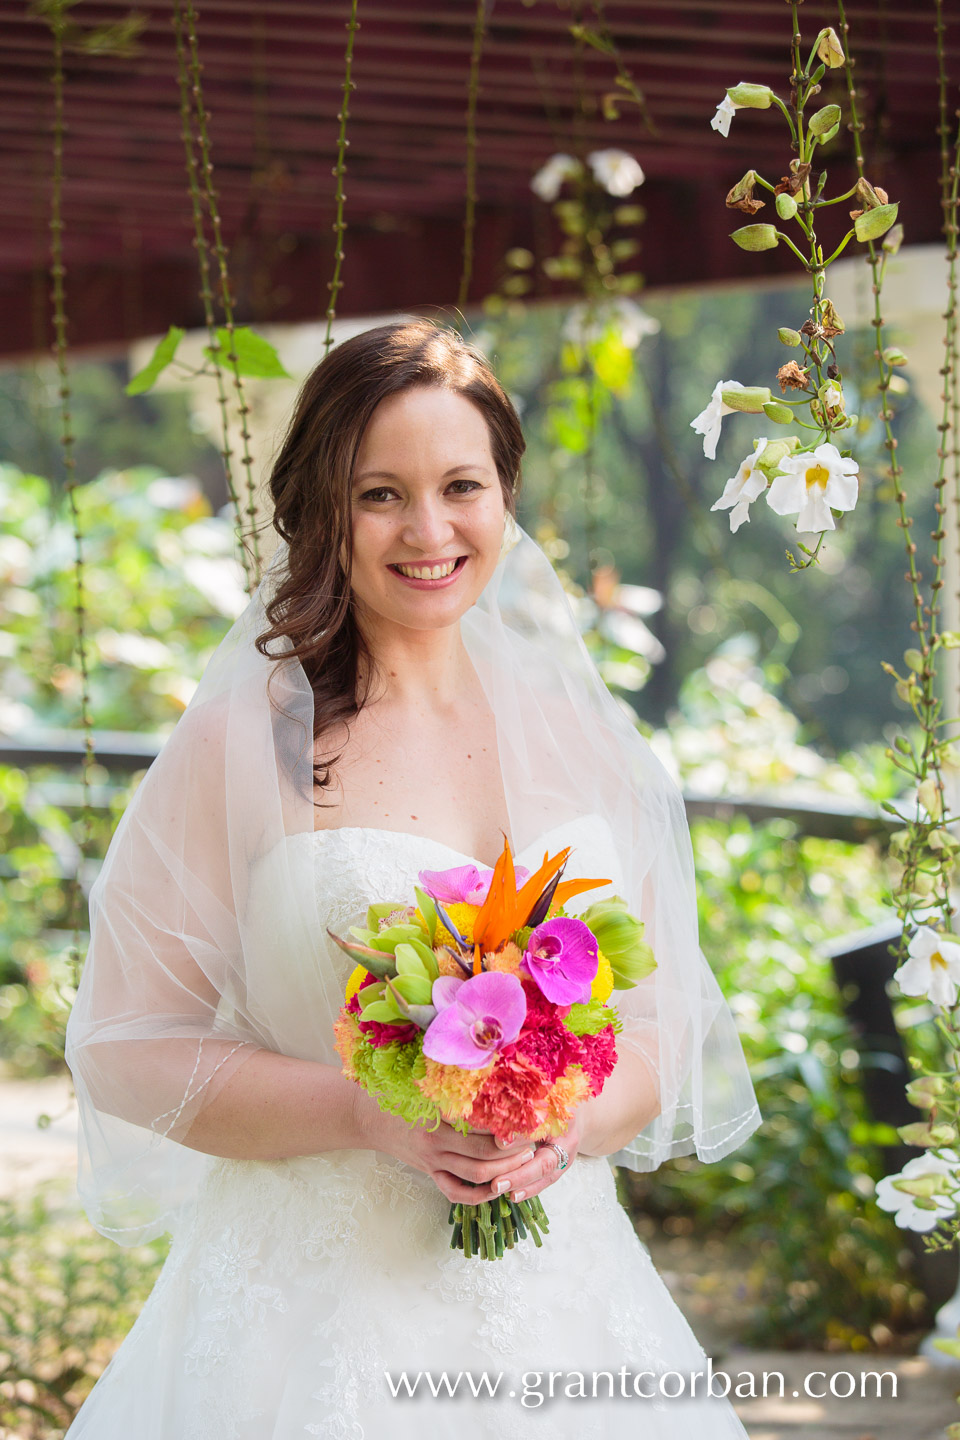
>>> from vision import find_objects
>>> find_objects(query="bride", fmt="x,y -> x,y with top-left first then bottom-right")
63,317 -> 762,1438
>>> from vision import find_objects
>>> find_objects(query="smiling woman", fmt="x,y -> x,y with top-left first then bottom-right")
346,386 -> 507,635
255,321 -> 524,809
63,317 -> 760,1439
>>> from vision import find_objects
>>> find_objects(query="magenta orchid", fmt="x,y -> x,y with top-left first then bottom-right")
520,917 -> 598,1005
418,860 -> 531,908
423,971 -> 527,1069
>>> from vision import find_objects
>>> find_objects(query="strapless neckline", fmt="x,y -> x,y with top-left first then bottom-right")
306,812 -> 604,873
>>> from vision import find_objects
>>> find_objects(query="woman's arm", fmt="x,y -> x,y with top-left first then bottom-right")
178,1048 -> 371,1160
178,1046 -> 538,1208
577,1044 -> 660,1159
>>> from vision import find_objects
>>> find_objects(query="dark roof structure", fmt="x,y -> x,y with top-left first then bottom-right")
0,0 -> 952,359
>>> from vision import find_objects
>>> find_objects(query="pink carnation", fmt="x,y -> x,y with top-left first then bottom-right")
501,978 -> 582,1082
467,1052 -> 552,1141
577,1024 -> 618,1096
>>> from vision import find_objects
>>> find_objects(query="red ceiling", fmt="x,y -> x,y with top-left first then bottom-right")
0,0 -> 953,358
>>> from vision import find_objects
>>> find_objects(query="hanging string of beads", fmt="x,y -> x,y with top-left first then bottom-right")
836,0 -> 958,936
45,0 -> 96,990
933,0 -> 960,708
457,0 -> 488,315
172,0 -> 262,591
324,0 -> 360,355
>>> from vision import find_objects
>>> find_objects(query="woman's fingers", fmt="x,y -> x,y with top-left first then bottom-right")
439,1143 -> 537,1187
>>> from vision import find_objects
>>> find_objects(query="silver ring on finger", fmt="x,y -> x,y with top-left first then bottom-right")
540,1140 -> 570,1172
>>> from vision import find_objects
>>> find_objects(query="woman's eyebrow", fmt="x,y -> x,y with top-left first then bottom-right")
353,463 -> 489,484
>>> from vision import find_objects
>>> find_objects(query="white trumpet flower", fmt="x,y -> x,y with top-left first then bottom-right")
690,380 -> 745,460
531,153 -> 581,202
586,148 -> 645,197
764,441 -> 859,534
893,925 -> 960,1007
710,440 -> 770,532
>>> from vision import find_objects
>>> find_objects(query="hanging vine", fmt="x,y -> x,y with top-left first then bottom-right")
693,0 -> 960,1299
38,0 -> 96,988
457,0 -> 487,315
323,0 -> 360,354
178,0 -> 262,588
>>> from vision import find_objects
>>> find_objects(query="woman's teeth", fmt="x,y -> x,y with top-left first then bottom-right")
394,559 -> 460,579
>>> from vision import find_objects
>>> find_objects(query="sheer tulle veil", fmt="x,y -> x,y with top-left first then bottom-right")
65,511 -> 762,1246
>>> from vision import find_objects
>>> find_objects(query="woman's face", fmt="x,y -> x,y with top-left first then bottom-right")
346,385 -> 508,636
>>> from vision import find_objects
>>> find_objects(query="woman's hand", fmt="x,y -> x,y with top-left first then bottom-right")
353,1087 -> 587,1205
486,1109 -> 586,1205
355,1091 -> 538,1204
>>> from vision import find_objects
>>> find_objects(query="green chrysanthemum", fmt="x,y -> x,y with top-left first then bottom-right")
563,997 -> 622,1037
351,1035 -> 443,1130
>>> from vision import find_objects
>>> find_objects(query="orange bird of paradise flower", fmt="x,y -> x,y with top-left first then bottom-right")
470,834 -> 611,975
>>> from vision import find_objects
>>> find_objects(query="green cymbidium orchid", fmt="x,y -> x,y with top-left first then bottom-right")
579,896 -> 656,988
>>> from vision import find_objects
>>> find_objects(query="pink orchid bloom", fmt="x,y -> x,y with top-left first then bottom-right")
520,916 -> 599,1005
423,971 -> 527,1068
418,861 -> 531,908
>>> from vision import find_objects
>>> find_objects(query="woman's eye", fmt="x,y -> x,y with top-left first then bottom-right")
358,480 -> 481,503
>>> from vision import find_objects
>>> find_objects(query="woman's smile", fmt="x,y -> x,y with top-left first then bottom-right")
388,555 -> 469,586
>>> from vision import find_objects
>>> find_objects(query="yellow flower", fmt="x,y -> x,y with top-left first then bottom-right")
530,1069 -> 592,1139
591,948 -> 615,1003
436,948 -> 467,978
417,1054 -> 493,1120
433,901 -> 480,949
345,964 -> 369,1004
484,941 -> 524,976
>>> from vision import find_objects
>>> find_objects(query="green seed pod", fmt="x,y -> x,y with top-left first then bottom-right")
720,385 -> 773,412
808,103 -> 841,136
726,82 -> 774,109
854,202 -> 899,242
730,223 -> 779,252
762,400 -> 794,424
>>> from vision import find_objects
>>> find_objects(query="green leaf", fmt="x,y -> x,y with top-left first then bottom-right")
817,121 -> 840,145
204,326 -> 292,379
125,326 -> 185,395
855,202 -> 899,243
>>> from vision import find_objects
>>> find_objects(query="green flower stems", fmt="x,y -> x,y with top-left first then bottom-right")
447,1195 -> 551,1261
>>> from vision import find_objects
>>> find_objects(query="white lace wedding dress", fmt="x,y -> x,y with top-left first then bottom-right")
64,817 -> 752,1439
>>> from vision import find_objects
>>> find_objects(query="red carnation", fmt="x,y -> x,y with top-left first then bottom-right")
577,1024 -> 618,1096
347,973 -> 418,1048
467,1052 -> 552,1139
502,999 -> 583,1083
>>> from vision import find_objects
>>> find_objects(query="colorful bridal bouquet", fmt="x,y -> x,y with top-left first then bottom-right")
328,836 -> 656,1261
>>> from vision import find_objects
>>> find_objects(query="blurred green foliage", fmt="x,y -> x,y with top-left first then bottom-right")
0,1179 -> 168,1436
1,461 -> 240,1076
620,640 -> 930,1349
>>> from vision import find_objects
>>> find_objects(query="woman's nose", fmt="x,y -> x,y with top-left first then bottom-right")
402,502 -> 455,551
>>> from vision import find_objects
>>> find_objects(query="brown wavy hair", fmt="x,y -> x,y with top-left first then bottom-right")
255,318 -> 526,806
